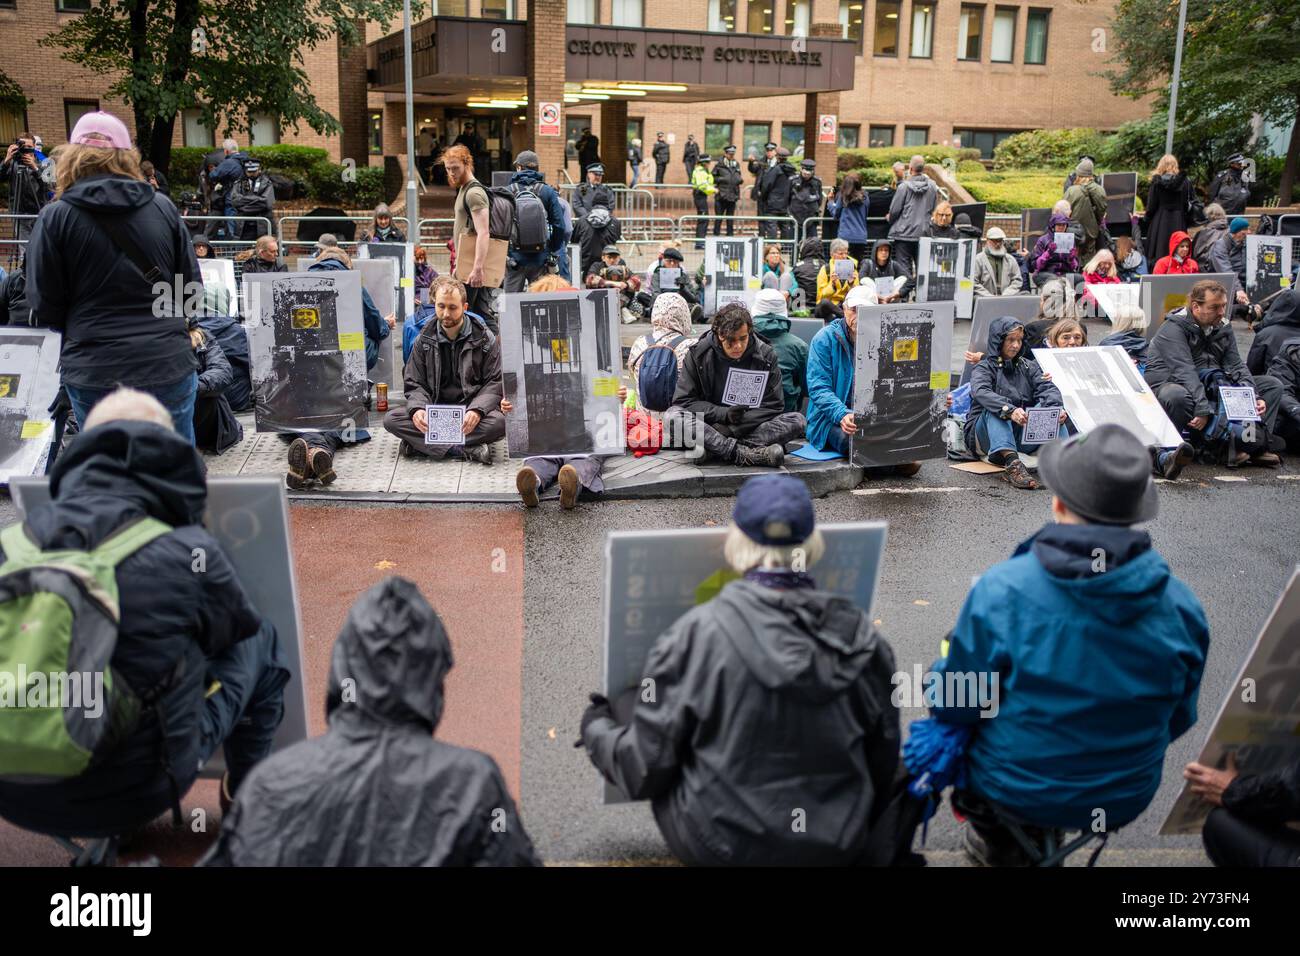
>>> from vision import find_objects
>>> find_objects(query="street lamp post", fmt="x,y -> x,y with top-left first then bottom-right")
403,0 -> 419,235
1165,0 -> 1188,156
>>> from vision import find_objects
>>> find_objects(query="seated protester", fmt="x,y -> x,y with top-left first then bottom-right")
1045,317 -> 1087,348
1144,279 -> 1284,467
413,244 -> 437,305
201,577 -> 540,867
954,212 -> 982,241
1030,213 -> 1081,283
1246,287 -> 1300,374
1152,229 -> 1199,275
579,474 -> 900,866
585,245 -> 643,319
383,275 -> 503,464
0,257 -> 32,326
638,246 -> 701,318
626,292 -> 697,417
750,288 -> 809,413
191,235 -> 232,317
664,303 -> 806,467
964,316 -> 1069,489
933,425 -> 1208,866
814,238 -> 859,320
1210,218 -> 1253,314
1188,755 -> 1300,868
238,234 -> 285,275
193,234 -> 216,261
758,244 -> 798,305
925,200 -> 961,240
572,201 -> 622,278
284,247 -> 394,488
972,227 -> 1023,297
360,202 -> 405,243
509,274 -> 626,509
1099,304 -> 1151,370
1080,248 -> 1121,310
228,158 -> 274,240
1267,339 -> 1300,452
858,238 -> 913,304
1021,278 -> 1077,352
0,389 -> 288,836
1114,235 -> 1149,281
198,313 -> 253,412
1192,203 -> 1229,265
806,282 -> 924,478
793,236 -> 827,306
189,318 -> 242,454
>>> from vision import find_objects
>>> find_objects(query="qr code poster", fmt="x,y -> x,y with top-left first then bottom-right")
424,405 -> 466,445
722,368 -> 768,408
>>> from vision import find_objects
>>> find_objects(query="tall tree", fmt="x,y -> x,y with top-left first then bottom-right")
40,0 -> 412,174
1104,0 -> 1300,203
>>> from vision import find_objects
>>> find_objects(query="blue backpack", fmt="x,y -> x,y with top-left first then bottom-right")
637,331 -> 686,412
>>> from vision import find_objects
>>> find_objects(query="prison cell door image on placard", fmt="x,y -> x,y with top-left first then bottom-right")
521,298 -> 592,453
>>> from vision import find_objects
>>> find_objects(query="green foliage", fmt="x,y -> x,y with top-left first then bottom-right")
245,145 -> 329,180
837,145 -> 980,172
168,146 -> 211,187
305,160 -> 384,208
0,68 -> 29,112
842,167 -> 896,188
169,145 -> 380,206
992,128 -> 1110,171
960,170 -> 1069,213
957,160 -> 986,174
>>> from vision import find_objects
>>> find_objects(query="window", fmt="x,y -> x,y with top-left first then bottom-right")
747,0 -> 776,32
1025,8 -> 1050,64
369,112 -> 383,155
56,0 -> 92,11
785,0 -> 810,36
952,127 -> 1022,158
567,0 -> 597,23
781,123 -> 804,155
480,0 -> 513,18
958,4 -> 983,60
910,2 -> 936,58
249,112 -> 279,146
838,1 -> 865,52
431,0 -> 469,13
743,122 -> 771,160
0,0 -> 16,9
868,125 -> 895,148
991,6 -> 1016,62
709,0 -> 738,31
63,99 -> 98,139
704,121 -> 733,155
904,126 -> 929,147
838,124 -> 860,149
0,105 -> 26,145
872,1 -> 900,56
612,0 -> 643,27
182,109 -> 214,148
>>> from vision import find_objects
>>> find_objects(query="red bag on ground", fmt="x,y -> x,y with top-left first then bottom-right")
625,407 -> 662,457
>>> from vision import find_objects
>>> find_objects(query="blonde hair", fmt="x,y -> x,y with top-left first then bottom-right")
255,234 -> 278,256
1153,153 -> 1180,177
527,274 -> 574,292
82,387 -> 174,433
1110,304 -> 1149,335
932,201 -> 953,225
1047,318 -> 1087,347
723,525 -> 826,574
52,142 -> 143,196
188,325 -> 206,350
1084,249 -> 1116,274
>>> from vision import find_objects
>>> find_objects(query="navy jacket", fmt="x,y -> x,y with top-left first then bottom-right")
507,169 -> 568,268
964,315 -> 1063,451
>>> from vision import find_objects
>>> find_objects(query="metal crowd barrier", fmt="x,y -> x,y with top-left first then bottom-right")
617,215 -> 680,242
1,213 -> 38,267
180,214 -> 274,239
679,215 -> 798,246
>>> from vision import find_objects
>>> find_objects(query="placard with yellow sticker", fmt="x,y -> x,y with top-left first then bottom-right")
337,332 -> 365,351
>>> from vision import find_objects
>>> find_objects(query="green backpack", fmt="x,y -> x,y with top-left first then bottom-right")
0,516 -> 172,782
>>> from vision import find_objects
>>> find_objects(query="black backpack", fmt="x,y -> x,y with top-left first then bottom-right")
462,180 -> 516,243
509,182 -> 550,254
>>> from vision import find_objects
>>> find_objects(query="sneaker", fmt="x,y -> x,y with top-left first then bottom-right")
286,437 -> 311,489
892,461 -> 923,478
463,443 -> 493,466
1250,450 -> 1281,468
558,464 -> 580,509
734,443 -> 785,467
308,447 -> 336,485
1002,458 -> 1040,490
1226,450 -> 1251,468
1160,441 -> 1194,480
516,466 -> 540,508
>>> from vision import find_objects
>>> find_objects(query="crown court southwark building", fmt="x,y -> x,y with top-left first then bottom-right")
0,1 -> 1146,189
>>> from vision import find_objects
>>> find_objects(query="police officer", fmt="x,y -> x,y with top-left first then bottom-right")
712,145 -> 744,237
789,158 -> 825,241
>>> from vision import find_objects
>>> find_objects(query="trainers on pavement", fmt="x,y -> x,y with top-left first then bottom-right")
516,466 -> 540,508
558,464 -> 580,509
463,443 -> 493,465
1160,441 -> 1194,480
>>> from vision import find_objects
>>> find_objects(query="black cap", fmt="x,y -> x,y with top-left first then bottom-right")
1038,424 -> 1159,526
587,163 -> 605,174
601,244 -> 620,256
733,475 -> 815,546
698,154 -> 713,164
800,159 -> 816,170
1227,153 -> 1246,166
662,247 -> 684,262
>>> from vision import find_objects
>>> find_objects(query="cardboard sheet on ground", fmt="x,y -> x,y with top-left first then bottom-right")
852,302 -> 955,468
10,476 -> 310,778
199,258 -> 238,317
950,459 -> 1005,474
1032,345 -> 1183,448
0,329 -> 61,486
601,522 -> 889,804
916,238 -> 976,319
1102,172 -> 1138,226
1246,235 -> 1292,303
1140,273 -> 1238,339
704,237 -> 754,315
961,295 -> 1042,385
1161,567 -> 1300,835
500,288 -> 624,457
243,270 -> 370,433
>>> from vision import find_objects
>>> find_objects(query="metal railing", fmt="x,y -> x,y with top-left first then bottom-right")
180,214 -> 274,240
680,215 -> 799,244
1,214 -> 38,266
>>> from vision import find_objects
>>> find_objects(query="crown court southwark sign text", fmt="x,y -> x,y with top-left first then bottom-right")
567,38 -> 823,67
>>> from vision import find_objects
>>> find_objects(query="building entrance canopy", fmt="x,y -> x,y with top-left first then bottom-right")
369,17 -> 855,104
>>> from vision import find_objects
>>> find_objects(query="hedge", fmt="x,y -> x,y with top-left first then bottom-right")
992,128 -> 1110,171
837,145 -> 981,172
959,169 -> 1069,213
167,145 -> 384,207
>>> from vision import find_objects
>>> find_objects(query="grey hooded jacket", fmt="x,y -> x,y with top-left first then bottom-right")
886,174 -> 938,241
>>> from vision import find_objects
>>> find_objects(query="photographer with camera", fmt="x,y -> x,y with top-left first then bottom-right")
2,133 -> 51,243
584,245 -> 642,320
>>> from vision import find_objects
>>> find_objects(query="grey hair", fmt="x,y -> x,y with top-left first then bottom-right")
1052,199 -> 1072,217
82,387 -> 174,433
222,138 -> 239,153
1110,304 -> 1149,335
909,154 -> 925,173
723,525 -> 826,574
1204,202 -> 1226,222
829,237 -> 849,255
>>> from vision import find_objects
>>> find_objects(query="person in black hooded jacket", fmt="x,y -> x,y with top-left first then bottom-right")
190,321 -> 243,453
792,236 -> 826,308
200,577 -> 540,867
1185,754 -> 1300,867
580,474 -> 900,866
26,111 -> 202,445
1247,287 -> 1300,375
858,238 -> 914,303
0,393 -> 287,839
1268,338 -> 1300,451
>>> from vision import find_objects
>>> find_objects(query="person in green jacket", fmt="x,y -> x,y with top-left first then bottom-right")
1064,158 -> 1110,262
691,155 -> 717,249
751,287 -> 809,413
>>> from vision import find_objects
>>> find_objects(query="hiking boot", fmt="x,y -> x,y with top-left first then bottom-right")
286,437 -> 311,489
1002,458 -> 1040,490
516,466 -> 540,508
1226,449 -> 1251,468
1159,441 -> 1195,480
892,461 -> 923,478
734,443 -> 785,468
558,464 -> 580,509
463,443 -> 493,465
308,447 -> 336,485
962,824 -> 1029,868
1250,450 -> 1281,468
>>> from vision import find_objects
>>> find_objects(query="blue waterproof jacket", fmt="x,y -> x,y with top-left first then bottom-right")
931,523 -> 1209,829
805,317 -> 855,452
